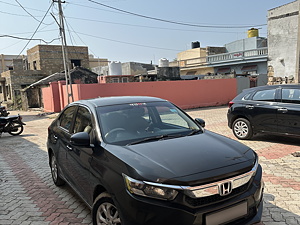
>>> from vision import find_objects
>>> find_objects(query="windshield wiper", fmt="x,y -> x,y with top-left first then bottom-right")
187,129 -> 202,136
127,134 -> 182,145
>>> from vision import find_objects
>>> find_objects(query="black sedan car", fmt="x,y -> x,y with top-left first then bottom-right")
228,84 -> 300,140
47,96 -> 264,225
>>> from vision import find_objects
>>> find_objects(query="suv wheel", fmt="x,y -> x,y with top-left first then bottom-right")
232,118 -> 253,140
93,192 -> 122,225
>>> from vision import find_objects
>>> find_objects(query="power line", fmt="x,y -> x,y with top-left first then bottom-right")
14,0 -> 51,25
0,0 -> 46,12
86,0 -> 267,29
66,16 -> 250,34
64,18 -> 82,61
0,10 -> 31,17
0,34 -> 59,44
13,2 -> 54,61
72,31 -> 183,51
64,20 -> 101,58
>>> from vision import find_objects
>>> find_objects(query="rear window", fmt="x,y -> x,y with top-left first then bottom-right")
252,89 -> 276,102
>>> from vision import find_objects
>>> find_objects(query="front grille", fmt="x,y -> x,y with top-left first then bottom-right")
185,183 -> 249,207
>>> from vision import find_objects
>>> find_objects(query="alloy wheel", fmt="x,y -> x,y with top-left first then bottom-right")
51,155 -> 58,182
234,120 -> 249,138
96,202 -> 121,225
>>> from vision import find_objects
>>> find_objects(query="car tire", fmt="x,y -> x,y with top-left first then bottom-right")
50,153 -> 65,186
232,118 -> 253,140
92,192 -> 122,225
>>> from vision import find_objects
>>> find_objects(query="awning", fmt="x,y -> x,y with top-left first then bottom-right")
217,68 -> 231,73
241,65 -> 257,71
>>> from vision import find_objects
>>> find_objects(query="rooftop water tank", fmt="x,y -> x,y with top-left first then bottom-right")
248,28 -> 259,38
108,61 -> 122,75
159,58 -> 169,67
191,41 -> 200,49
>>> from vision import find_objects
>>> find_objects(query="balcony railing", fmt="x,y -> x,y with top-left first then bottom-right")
178,48 -> 268,69
207,47 -> 268,63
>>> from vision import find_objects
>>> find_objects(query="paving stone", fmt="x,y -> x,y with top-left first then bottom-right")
0,108 -> 299,225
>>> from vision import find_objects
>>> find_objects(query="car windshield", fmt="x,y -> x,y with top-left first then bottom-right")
97,101 -> 202,145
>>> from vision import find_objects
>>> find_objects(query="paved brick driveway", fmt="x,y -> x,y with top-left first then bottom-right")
0,106 -> 299,225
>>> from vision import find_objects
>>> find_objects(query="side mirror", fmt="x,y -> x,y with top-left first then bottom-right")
195,118 -> 205,128
70,132 -> 91,146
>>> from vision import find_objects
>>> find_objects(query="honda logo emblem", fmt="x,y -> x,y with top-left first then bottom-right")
219,181 -> 233,196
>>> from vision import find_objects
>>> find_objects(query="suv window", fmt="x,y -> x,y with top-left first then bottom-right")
59,106 -> 76,131
252,89 -> 276,101
282,88 -> 300,104
73,106 -> 92,134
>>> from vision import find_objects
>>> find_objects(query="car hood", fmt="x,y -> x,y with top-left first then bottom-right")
105,131 -> 256,186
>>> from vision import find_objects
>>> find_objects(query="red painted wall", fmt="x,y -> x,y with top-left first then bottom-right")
42,79 -> 237,112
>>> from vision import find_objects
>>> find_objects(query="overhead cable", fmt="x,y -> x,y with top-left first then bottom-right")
67,16 -> 250,34
86,0 -> 266,28
0,34 -> 59,44
73,31 -> 183,51
13,2 -> 54,61
14,0 -> 50,25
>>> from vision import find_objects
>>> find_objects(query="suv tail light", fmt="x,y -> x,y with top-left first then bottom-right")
228,101 -> 234,108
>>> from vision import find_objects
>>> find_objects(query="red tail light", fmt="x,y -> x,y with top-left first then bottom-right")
228,101 -> 234,108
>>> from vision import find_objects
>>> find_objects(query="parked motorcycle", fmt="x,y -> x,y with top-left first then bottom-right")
0,114 -> 26,136
0,101 -> 9,117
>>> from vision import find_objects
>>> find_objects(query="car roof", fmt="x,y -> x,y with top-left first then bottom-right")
242,84 -> 300,93
69,96 -> 167,108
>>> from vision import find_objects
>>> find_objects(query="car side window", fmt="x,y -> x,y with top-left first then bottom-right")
252,89 -> 276,102
73,106 -> 92,134
282,88 -> 300,104
59,106 -> 76,131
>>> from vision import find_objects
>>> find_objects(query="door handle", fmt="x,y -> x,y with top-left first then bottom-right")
278,108 -> 288,113
66,145 -> 73,151
245,105 -> 254,109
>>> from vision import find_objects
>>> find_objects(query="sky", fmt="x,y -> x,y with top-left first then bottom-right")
0,0 -> 296,64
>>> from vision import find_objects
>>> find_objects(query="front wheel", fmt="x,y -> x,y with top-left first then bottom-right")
8,122 -> 24,136
92,192 -> 122,225
232,118 -> 253,140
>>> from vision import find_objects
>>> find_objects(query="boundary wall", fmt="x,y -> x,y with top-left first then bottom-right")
42,79 -> 237,112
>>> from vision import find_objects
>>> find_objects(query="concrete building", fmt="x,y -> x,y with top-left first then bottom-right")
177,43 -> 223,75
208,35 -> 268,76
177,30 -> 268,78
88,55 -> 109,70
267,0 -> 300,84
1,54 -> 26,72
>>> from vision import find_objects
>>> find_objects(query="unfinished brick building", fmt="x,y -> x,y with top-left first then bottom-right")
0,44 -> 90,108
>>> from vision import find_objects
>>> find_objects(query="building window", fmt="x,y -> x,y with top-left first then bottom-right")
122,77 -> 128,83
71,59 -> 81,68
33,61 -> 37,70
112,78 -> 119,83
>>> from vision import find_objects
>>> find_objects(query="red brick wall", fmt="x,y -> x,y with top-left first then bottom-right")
42,79 -> 237,112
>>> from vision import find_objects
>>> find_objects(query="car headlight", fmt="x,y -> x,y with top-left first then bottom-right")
123,174 -> 178,200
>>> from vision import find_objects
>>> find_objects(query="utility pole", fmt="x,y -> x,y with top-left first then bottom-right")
53,0 -> 74,104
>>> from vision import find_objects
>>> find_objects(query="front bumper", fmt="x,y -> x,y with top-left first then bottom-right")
115,165 -> 264,225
